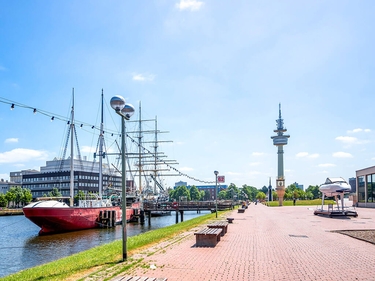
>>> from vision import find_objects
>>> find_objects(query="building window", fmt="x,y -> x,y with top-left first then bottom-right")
367,174 -> 375,203
358,176 -> 365,203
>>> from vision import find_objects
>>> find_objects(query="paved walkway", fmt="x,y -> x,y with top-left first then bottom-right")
114,204 -> 375,281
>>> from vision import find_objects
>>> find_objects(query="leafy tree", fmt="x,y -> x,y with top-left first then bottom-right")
256,191 -> 266,201
189,185 -> 201,201
305,191 -> 314,200
242,184 -> 258,201
203,190 -> 211,201
48,187 -> 62,197
306,185 -> 321,199
0,194 -> 7,207
170,186 -> 190,201
5,191 -> 16,208
218,190 -> 227,200
75,190 -> 86,200
7,187 -> 23,207
199,190 -> 205,201
21,188 -> 32,206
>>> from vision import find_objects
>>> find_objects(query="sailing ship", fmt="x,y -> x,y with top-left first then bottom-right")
23,92 -> 139,235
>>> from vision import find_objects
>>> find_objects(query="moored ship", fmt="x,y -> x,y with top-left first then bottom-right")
23,91 -> 139,235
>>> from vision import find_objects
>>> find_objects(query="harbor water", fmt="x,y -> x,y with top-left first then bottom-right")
0,211 -> 210,278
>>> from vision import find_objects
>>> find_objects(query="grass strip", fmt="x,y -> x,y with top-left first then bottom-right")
266,199 -> 335,207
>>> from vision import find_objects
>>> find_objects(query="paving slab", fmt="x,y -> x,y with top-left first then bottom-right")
117,204 -> 375,281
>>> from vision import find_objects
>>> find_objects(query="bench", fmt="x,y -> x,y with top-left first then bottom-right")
194,227 -> 222,247
227,217 -> 234,223
111,275 -> 167,281
238,208 -> 245,213
207,221 -> 229,236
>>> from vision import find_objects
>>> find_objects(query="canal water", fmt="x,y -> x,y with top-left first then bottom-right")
0,211 -> 210,278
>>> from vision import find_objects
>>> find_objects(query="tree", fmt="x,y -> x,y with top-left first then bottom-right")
7,187 -> 23,207
21,188 -> 32,206
218,190 -> 227,200
5,191 -> 16,208
199,190 -> 205,201
0,194 -> 7,207
203,190 -> 211,201
242,184 -> 258,201
189,185 -> 201,201
48,187 -> 62,197
306,185 -> 321,199
75,190 -> 86,200
256,191 -> 266,201
170,186 -> 190,201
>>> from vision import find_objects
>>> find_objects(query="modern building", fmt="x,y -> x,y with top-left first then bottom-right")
174,181 -> 187,188
11,158 -> 123,199
355,166 -> 375,208
293,182 -> 304,191
0,179 -> 20,194
348,177 -> 357,193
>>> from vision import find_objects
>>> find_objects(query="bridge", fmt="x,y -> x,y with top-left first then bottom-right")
139,200 -> 235,224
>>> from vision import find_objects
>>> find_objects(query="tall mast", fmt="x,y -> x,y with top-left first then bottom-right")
153,116 -> 158,194
70,88 -> 75,207
98,90 -> 104,199
138,101 -> 143,196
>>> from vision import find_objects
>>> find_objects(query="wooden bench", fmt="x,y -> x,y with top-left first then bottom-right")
207,221 -> 229,236
227,217 -> 234,223
194,227 -> 222,247
238,208 -> 245,213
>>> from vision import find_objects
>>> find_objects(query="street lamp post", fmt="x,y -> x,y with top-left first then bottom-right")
214,170 -> 219,218
110,95 -> 135,261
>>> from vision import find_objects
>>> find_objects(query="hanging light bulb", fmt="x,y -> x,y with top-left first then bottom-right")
10,104 -> 14,110
33,108 -> 37,114
51,116 -> 54,122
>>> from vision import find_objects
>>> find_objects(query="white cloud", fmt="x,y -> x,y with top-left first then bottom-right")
347,128 -> 371,134
227,171 -> 241,176
179,166 -> 194,172
0,148 -> 48,164
318,163 -> 336,167
175,0 -> 204,11
296,152 -> 319,158
252,152 -> 264,156
335,136 -> 358,144
132,73 -> 155,82
332,152 -> 353,158
249,162 -> 260,166
5,138 -> 18,144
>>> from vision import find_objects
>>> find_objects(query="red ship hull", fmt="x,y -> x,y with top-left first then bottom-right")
23,204 -> 136,235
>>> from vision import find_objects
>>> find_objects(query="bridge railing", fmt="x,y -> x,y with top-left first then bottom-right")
143,200 -> 234,211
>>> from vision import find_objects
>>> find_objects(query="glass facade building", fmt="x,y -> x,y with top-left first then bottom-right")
356,166 -> 375,207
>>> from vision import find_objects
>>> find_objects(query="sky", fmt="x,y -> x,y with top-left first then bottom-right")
0,0 -> 375,191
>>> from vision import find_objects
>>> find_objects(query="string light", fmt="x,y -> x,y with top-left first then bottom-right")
0,98 -> 214,184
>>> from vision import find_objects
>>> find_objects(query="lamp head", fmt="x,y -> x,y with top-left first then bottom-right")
110,95 -> 126,112
121,103 -> 135,120
214,171 -> 219,176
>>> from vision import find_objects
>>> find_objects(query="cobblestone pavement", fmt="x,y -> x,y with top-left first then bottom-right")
114,204 -> 375,281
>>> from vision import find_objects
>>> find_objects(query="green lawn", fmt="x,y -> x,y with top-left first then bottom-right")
265,199 -> 335,207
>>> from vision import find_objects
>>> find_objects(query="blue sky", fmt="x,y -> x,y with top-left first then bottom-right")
0,0 -> 374,190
